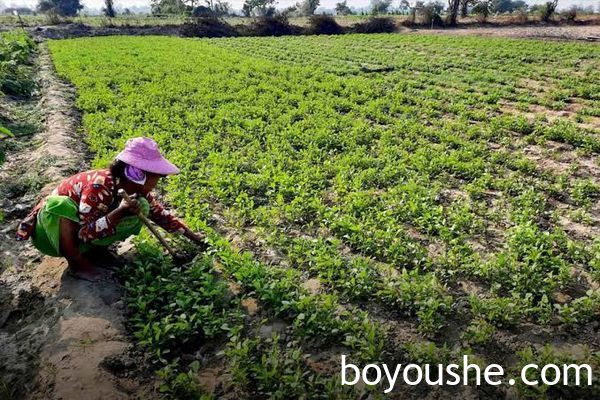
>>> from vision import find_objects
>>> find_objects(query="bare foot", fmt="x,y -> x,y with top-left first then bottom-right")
83,246 -> 119,270
68,266 -> 102,282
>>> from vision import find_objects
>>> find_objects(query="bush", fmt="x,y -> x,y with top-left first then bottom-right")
306,15 -> 344,35
537,1 -> 558,23
191,5 -> 214,17
351,17 -> 396,33
179,17 -> 238,38
240,15 -> 302,37
473,1 -> 491,23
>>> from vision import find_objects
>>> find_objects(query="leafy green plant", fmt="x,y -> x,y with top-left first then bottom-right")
462,318 -> 496,345
404,341 -> 452,365
48,34 -> 600,398
0,31 -> 36,96
513,345 -> 599,398
226,334 -> 356,399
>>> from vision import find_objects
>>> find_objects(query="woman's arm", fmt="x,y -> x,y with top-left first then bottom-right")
146,193 -> 207,248
77,184 -> 140,242
182,226 -> 206,246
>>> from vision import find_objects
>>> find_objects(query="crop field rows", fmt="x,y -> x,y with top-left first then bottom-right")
48,35 -> 600,398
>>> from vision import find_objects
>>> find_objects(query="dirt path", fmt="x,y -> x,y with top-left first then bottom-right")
0,44 -> 154,400
409,24 -> 600,41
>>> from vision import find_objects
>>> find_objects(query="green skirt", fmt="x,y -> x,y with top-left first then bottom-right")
32,195 -> 149,257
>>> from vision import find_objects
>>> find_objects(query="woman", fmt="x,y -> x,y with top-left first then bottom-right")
16,137 -> 204,281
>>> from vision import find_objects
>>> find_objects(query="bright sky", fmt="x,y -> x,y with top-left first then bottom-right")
1,0 -> 597,13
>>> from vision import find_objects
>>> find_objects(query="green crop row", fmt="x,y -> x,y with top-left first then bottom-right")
49,34 -> 600,397
0,30 -> 35,97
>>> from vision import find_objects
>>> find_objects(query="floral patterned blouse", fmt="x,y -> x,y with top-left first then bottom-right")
16,169 -> 186,242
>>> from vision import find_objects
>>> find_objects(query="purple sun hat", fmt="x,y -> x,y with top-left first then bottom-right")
116,137 -> 180,175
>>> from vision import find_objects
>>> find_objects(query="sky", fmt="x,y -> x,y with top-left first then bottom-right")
1,0 -> 597,13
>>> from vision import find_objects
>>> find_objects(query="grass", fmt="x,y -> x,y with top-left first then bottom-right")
0,378 -> 14,400
48,34 -> 600,398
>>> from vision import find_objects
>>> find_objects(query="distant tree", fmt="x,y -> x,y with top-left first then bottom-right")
472,0 -> 490,21
213,0 -> 230,15
123,7 -> 132,14
418,0 -> 443,25
370,0 -> 392,14
513,0 -> 527,10
335,0 -> 352,15
281,5 -> 297,15
151,0 -> 186,14
196,0 -> 230,15
241,0 -> 276,16
103,0 -> 116,17
406,0 -> 422,23
37,0 -> 83,16
538,0 -> 558,22
192,4 -> 213,15
242,2 -> 251,16
491,0 -> 526,13
460,0 -> 474,17
297,0 -> 320,16
447,0 -> 461,25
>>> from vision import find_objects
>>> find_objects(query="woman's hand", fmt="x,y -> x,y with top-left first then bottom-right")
184,228 -> 207,249
118,194 -> 141,215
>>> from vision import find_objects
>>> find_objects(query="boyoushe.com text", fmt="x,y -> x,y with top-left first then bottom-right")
341,355 -> 593,393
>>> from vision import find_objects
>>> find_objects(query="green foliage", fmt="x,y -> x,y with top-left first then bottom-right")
462,318 -> 496,345
513,345 -> 600,398
0,125 -> 14,165
38,0 -> 84,17
379,269 -> 452,334
557,290 -> 600,327
0,31 -> 36,96
122,240 -> 242,363
48,34 -> 600,398
404,341 -> 452,364
469,294 -> 527,328
570,178 -> 600,207
156,361 -> 208,400
226,334 -> 356,399
481,222 -> 571,303
0,125 -> 13,138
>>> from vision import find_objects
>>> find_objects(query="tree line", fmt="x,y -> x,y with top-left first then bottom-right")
13,0 -> 598,24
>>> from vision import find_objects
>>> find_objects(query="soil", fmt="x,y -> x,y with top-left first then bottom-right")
408,24 -> 600,41
0,44 -> 156,400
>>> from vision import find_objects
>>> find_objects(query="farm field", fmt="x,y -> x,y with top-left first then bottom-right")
48,34 -> 600,398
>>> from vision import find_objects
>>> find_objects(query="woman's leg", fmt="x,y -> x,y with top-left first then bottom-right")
59,217 -> 101,282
